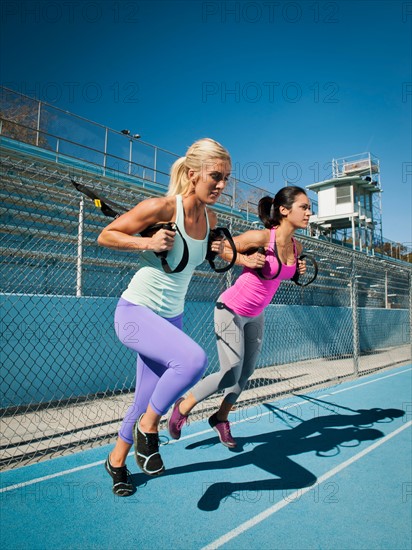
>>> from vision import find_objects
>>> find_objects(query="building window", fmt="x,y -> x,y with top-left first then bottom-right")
336,185 -> 351,204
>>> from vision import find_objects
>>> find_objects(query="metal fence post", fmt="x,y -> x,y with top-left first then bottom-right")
103,127 -> 108,176
351,259 -> 359,376
36,100 -> 41,147
409,271 -> 412,352
385,270 -> 389,309
76,196 -> 84,297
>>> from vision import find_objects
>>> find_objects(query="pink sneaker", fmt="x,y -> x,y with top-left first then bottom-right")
167,398 -> 189,440
208,413 -> 237,448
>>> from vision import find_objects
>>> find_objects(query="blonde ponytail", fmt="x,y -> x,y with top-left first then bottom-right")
168,157 -> 190,196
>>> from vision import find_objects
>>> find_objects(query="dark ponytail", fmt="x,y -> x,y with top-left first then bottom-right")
258,186 -> 307,228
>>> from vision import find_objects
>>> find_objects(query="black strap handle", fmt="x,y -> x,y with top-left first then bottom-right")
205,227 -> 237,273
140,223 -> 189,274
254,246 -> 282,280
291,254 -> 319,286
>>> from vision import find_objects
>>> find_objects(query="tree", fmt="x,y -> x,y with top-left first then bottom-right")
0,93 -> 50,149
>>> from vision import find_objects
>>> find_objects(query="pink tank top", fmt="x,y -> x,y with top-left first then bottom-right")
220,227 -> 297,317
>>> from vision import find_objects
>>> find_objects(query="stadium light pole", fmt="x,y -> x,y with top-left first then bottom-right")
121,129 -> 141,175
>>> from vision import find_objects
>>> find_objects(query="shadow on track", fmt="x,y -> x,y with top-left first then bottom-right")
130,406 -> 405,510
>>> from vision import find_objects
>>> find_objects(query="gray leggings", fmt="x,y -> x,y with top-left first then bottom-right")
192,302 -> 264,405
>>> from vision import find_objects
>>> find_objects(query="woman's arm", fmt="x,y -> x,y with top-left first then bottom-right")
221,229 -> 268,268
97,196 -> 176,254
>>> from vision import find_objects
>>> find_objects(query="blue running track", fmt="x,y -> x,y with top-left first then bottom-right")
1,365 -> 411,550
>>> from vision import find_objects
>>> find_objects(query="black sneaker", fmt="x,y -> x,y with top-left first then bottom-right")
133,414 -> 165,476
104,455 -> 134,497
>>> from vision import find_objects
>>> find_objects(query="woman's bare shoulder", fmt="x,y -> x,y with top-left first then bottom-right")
129,195 -> 176,222
233,228 -> 270,251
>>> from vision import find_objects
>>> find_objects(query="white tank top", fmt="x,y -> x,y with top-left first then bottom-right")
121,195 -> 209,317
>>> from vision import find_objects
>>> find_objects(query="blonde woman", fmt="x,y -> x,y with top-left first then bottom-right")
98,138 -> 231,495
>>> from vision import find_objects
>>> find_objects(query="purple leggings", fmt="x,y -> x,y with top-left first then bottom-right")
115,298 -> 208,444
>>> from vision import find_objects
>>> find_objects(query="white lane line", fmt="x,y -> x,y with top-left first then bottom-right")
328,366 -> 412,396
201,420 -> 412,550
1,366 -> 410,493
0,460 -> 105,493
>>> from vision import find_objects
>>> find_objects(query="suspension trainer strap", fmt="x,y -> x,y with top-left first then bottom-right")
205,227 -> 237,273
140,223 -> 189,274
291,254 -> 319,286
72,181 -> 189,274
254,245 -> 282,280
71,180 -> 126,219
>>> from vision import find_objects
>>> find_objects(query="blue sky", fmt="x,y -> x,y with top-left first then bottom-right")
1,0 -> 411,245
